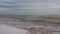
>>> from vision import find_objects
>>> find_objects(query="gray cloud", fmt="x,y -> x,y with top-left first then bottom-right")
0,0 -> 60,15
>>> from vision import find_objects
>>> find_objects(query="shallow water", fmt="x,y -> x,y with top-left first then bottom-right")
0,18 -> 60,34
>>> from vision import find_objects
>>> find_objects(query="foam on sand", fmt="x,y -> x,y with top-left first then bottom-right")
0,24 -> 29,34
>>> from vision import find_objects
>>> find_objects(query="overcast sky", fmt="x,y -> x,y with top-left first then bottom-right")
0,0 -> 60,15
